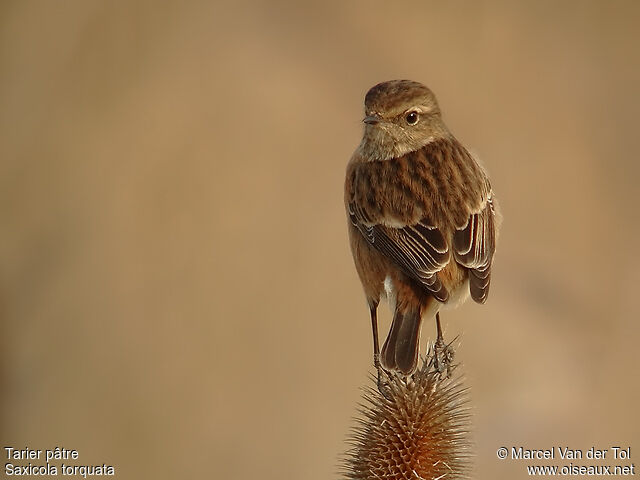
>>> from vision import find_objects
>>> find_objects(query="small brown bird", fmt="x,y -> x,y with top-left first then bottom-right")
345,80 -> 497,376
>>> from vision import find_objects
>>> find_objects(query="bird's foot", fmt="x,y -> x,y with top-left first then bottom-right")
375,364 -> 393,401
433,337 -> 455,378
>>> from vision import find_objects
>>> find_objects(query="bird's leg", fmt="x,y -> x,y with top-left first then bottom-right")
370,302 -> 391,396
369,302 -> 381,369
433,312 -> 454,376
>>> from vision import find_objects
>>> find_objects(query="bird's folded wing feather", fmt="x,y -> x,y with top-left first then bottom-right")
348,201 -> 451,302
452,193 -> 497,303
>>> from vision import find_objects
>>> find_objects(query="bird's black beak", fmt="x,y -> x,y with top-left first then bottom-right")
363,115 -> 380,125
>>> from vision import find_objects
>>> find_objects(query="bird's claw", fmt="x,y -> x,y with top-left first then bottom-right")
433,338 -> 455,377
376,366 -> 393,401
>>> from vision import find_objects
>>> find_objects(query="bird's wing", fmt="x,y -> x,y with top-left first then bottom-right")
452,192 -> 497,303
348,202 -> 451,302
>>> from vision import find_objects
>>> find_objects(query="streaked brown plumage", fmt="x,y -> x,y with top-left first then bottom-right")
345,80 -> 497,375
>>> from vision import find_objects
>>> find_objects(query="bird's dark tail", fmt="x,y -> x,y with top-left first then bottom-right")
380,307 -> 422,375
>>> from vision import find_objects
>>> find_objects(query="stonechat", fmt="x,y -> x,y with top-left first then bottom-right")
345,80 -> 497,375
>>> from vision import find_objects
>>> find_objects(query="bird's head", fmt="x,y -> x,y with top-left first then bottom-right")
359,80 -> 449,161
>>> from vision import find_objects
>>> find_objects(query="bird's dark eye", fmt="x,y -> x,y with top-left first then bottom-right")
405,111 -> 419,125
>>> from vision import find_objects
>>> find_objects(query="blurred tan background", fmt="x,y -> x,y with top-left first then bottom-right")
1,1 -> 639,478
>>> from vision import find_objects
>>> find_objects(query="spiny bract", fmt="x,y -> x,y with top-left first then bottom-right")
343,350 -> 472,479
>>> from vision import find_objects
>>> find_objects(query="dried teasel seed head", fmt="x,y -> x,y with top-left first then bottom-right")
343,348 -> 472,479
